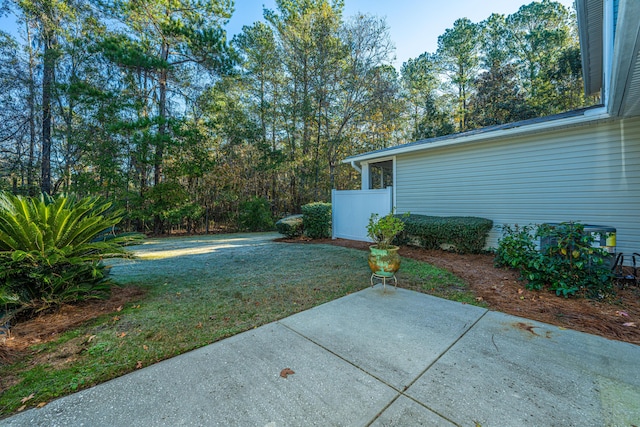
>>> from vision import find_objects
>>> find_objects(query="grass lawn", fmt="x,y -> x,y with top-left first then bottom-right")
0,233 -> 477,417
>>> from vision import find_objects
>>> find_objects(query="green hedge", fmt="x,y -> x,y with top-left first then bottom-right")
397,214 -> 493,254
301,202 -> 331,239
275,214 -> 304,238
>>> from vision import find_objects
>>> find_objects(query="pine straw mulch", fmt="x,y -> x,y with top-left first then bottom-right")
0,287 -> 146,364
277,237 -> 640,346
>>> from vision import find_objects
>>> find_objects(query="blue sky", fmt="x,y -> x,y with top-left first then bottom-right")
1,0 -> 575,69
227,0 -> 575,68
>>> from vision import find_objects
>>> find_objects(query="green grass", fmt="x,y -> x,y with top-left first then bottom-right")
399,258 -> 486,306
0,233 -> 478,417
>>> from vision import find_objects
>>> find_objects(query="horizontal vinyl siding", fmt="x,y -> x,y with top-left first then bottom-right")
395,117 -> 640,256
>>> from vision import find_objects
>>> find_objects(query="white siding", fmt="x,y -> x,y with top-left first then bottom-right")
395,117 -> 640,256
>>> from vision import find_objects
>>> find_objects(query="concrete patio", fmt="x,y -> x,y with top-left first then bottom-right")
2,286 -> 639,426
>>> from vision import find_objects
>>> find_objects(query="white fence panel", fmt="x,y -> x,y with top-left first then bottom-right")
332,187 -> 393,241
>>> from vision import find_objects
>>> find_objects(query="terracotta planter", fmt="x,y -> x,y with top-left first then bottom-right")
368,245 -> 401,277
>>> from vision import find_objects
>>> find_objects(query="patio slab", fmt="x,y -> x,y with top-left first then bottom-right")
369,395 -> 456,426
1,322 -> 398,426
403,310 -> 640,427
2,287 -> 639,427
279,287 -> 487,390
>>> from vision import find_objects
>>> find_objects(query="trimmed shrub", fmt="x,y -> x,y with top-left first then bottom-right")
0,192 -> 142,317
276,214 -> 304,238
238,197 -> 274,231
397,214 -> 493,254
301,202 -> 331,239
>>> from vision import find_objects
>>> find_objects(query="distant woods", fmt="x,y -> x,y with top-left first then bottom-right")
0,0 -> 591,233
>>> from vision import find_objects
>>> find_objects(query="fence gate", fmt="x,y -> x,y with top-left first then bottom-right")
331,187 -> 393,241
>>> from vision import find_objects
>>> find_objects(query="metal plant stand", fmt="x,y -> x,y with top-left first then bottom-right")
370,273 -> 397,292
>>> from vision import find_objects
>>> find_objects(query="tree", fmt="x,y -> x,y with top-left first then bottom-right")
0,31 -> 28,192
506,0 -> 578,114
323,13 -> 395,190
264,0 -> 345,207
436,18 -> 480,132
470,13 -> 534,127
234,22 -> 287,206
361,64 -> 404,151
98,0 -> 234,233
13,0 -> 78,194
400,52 -> 452,139
470,64 -> 534,127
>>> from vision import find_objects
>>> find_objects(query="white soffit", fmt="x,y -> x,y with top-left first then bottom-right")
577,0 -> 604,96
609,0 -> 640,117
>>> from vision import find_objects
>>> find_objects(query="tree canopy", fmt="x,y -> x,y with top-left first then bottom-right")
0,0 -> 593,233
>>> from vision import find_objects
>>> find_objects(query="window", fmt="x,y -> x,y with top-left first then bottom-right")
369,160 -> 393,189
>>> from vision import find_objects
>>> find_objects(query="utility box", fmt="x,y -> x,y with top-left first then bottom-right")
584,224 -> 616,254
539,223 -> 616,254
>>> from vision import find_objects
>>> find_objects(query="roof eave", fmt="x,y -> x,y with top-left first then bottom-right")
608,0 -> 640,117
344,107 -> 610,165
576,0 -> 604,97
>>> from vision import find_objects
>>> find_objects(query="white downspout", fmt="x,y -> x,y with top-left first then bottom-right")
360,161 -> 369,190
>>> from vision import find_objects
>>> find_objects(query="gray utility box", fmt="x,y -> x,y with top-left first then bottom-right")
539,224 -> 616,254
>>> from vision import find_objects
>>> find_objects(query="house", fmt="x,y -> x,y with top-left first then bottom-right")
334,0 -> 640,258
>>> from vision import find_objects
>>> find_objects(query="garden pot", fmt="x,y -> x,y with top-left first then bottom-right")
368,245 -> 401,277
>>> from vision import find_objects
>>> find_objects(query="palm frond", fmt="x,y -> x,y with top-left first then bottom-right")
0,192 -> 143,317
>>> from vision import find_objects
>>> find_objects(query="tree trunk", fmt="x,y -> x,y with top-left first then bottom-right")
155,41 -> 169,187
27,24 -> 37,195
154,40 -> 170,234
41,31 -> 56,195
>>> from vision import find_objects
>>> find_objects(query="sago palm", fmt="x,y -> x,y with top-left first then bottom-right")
0,192 -> 142,315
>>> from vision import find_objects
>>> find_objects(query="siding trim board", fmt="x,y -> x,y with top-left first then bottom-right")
392,117 -> 640,258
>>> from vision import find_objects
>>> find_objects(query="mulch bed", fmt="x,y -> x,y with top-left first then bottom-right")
1,287 -> 146,362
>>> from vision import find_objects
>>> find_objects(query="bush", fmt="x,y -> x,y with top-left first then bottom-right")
238,197 -> 274,231
397,214 -> 493,254
495,222 -> 613,298
0,192 -> 142,317
275,214 -> 304,238
301,202 -> 331,239
494,224 -> 538,270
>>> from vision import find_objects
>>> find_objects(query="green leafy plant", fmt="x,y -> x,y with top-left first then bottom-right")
494,224 -> 538,270
536,222 -> 613,297
301,202 -> 331,239
238,197 -> 274,231
0,192 -> 142,316
367,211 -> 406,249
275,214 -> 304,238
495,222 -> 613,298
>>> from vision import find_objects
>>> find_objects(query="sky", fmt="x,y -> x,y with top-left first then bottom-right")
1,0 -> 575,69
227,0 -> 576,68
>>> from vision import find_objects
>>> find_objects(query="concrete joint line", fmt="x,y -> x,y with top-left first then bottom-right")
365,309 -> 490,427
277,321 -> 402,391
278,308 -> 489,427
